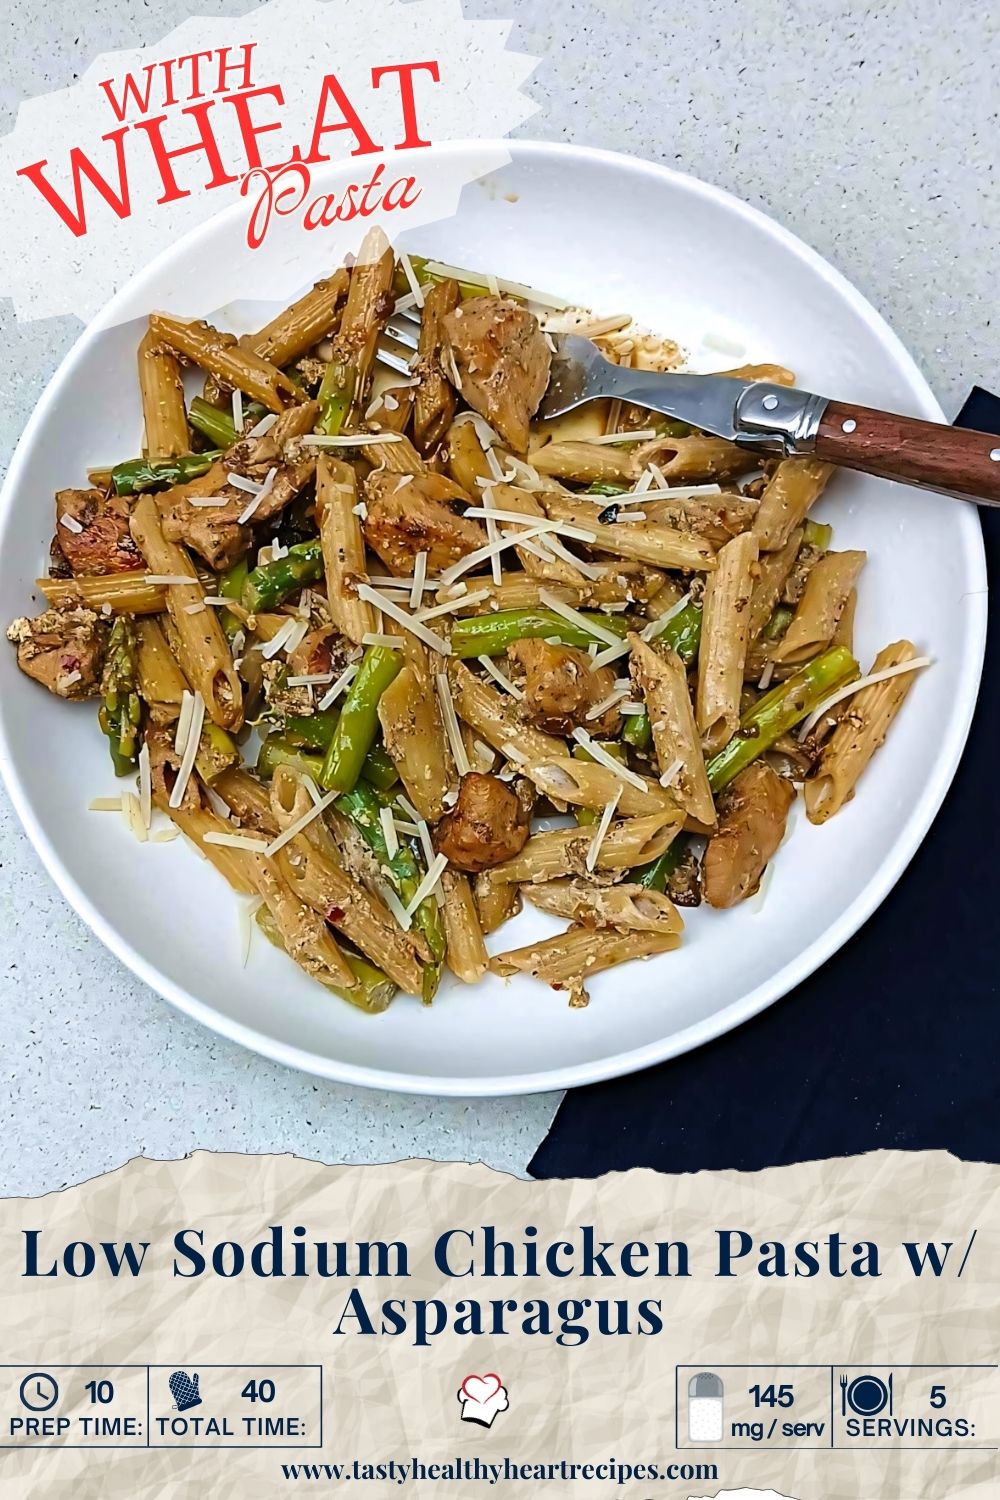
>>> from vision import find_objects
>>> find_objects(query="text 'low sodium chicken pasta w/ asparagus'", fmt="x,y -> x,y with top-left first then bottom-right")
6,229 -> 930,1011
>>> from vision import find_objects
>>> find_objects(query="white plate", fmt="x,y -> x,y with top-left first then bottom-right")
0,141 -> 986,1096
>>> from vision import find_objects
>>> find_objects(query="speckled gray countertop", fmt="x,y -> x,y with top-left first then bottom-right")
0,0 -> 996,1194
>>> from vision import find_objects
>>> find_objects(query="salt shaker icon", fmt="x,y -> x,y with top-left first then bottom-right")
687,1372 -> 724,1442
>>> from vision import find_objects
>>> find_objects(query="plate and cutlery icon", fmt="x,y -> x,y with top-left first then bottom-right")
841,1372 -> 893,1417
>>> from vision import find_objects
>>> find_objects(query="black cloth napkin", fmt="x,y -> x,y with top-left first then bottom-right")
530,388 -> 998,1179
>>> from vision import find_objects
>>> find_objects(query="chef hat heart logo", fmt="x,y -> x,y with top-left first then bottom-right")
457,1372 -> 509,1427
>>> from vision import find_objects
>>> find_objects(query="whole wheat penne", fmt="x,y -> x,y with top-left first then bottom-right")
530,439 -> 637,485
832,587 -> 857,653
445,417 -> 493,493
641,493 -> 758,547
491,482 -> 588,584
441,868 -> 489,983
38,572 -> 167,615
245,852 -> 357,988
150,313 -> 302,413
714,362 -> 796,386
474,870 -> 522,934
522,755 -> 682,819
371,381 -> 415,434
635,434 -> 758,483
166,802 -> 258,895
136,616 -> 189,722
524,879 -> 684,935
489,812 -> 681,884
249,268 -> 349,366
379,654 -> 454,822
696,530 -> 759,752
212,766 -> 279,833
490,925 -> 681,992
752,457 -> 834,551
376,433 -> 429,477
805,642 -> 921,824
449,661 -> 565,763
413,277 -> 460,453
538,491 -> 717,572
339,226 -> 395,423
773,550 -> 866,664
438,564 -> 663,615
316,455 -> 377,644
747,527 -> 804,640
130,495 -> 243,730
137,326 -> 188,458
629,635 -> 716,826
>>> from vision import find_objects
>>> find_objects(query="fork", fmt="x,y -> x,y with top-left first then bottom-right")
377,305 -> 423,376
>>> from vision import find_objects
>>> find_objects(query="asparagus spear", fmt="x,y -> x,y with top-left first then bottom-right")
319,646 -> 403,793
257,735 -> 397,792
111,452 -> 221,495
218,557 -> 248,640
241,539 -> 324,613
282,713 -> 398,789
705,646 -> 858,791
335,781 -> 446,1002
98,617 -> 142,774
317,355 -> 356,437
188,398 -> 238,450
634,834 -> 689,892
451,607 -> 630,659
255,906 -> 395,1013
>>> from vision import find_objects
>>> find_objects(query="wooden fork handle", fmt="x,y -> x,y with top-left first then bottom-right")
813,401 -> 1000,504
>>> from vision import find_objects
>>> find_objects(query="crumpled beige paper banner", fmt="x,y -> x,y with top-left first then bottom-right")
0,0 -> 538,323
0,1150 -> 995,1497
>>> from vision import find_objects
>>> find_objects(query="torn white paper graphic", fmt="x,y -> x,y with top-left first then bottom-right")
0,0 -> 539,323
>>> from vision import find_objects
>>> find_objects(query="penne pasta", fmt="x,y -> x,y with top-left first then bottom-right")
149,313 -> 303,413
629,634 -> 716,825
379,649 -> 454,822
696,530 -> 759,752
450,661 -> 565,763
491,925 -> 681,1001
474,870 -> 523,935
519,754 -> 682,819
339,226 -> 396,424
249,268 -> 349,366
747,527 -> 804,640
752,457 -> 835,551
524,879 -> 684,935
413,278 -> 460,453
166,801 -> 258,895
440,868 -> 489,983
488,811 -> 681,884
316,455 -> 377,645
129,495 -> 243,730
135,616 -> 189,722
805,642 -> 922,824
38,571 -> 167,615
538,491 -> 717,572
772,550 -> 866,664
137,325 -> 188,458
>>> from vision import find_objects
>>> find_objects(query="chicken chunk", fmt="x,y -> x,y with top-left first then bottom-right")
702,761 -> 794,909
363,472 -> 486,576
507,639 -> 621,736
441,296 -> 551,453
55,488 -> 142,576
6,606 -> 107,699
159,453 -> 316,571
434,772 -> 531,873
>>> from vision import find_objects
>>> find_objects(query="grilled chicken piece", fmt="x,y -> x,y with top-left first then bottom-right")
6,605 -> 107,699
363,471 -> 486,576
507,639 -> 621,736
441,296 -> 551,453
434,772 -> 531,872
703,761 -> 794,909
160,405 -> 319,570
412,278 -> 460,454
55,488 -> 142,577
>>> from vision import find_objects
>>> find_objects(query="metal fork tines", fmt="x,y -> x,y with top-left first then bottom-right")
378,307 -> 422,375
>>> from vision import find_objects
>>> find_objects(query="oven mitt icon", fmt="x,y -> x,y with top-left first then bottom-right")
169,1371 -> 202,1412
458,1373 -> 508,1428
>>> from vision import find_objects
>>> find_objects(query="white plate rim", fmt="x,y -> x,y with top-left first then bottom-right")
0,138 -> 987,1097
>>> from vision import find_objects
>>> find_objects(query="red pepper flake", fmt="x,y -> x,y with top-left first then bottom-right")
325,905 -> 345,924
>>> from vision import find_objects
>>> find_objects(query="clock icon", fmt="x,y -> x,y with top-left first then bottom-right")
19,1372 -> 59,1412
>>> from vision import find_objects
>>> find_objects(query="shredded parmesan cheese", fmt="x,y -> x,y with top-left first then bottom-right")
357,584 -> 451,654
88,797 -> 122,812
478,656 -> 523,699
204,831 -> 271,852
362,632 -> 406,649
379,804 -> 400,859
317,662 -> 359,710
640,592 -> 692,642
237,895 -> 264,966
174,691 -> 195,757
585,684 -> 630,721
299,433 -> 403,447
227,471 -> 265,495
586,789 -> 622,872
415,588 -> 490,622
659,757 -> 684,789
144,574 -> 197,587
757,659 -> 776,691
797,656 -> 932,739
380,881 -> 413,931
588,428 -> 658,445
231,389 -> 244,433
263,788 -> 340,858
247,411 -> 278,439
538,588 -> 622,648
571,728 -> 649,792
404,853 -> 449,917
137,742 -> 152,830
435,672 -> 471,776
59,512 -> 84,533
409,551 -> 428,610
397,249 -> 426,308
169,691 -> 205,809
